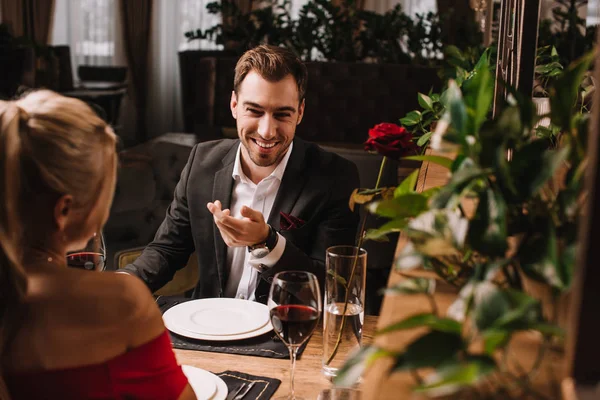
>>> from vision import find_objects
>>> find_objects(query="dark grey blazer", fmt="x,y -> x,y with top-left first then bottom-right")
122,137 -> 360,303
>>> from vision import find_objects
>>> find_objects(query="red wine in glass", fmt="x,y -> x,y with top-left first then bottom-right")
66,252 -> 106,271
268,271 -> 321,400
269,305 -> 320,347
66,232 -> 107,271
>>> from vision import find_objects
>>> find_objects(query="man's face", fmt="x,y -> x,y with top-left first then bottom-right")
230,71 -> 305,168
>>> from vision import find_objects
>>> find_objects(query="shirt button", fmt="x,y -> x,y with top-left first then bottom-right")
238,294 -> 246,300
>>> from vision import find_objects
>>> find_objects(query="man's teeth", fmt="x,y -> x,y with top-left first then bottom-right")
256,141 -> 276,149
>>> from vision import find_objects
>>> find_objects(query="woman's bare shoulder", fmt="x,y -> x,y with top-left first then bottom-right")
60,270 -> 165,347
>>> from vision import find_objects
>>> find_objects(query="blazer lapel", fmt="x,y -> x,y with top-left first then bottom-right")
212,143 -> 237,293
268,138 -> 308,229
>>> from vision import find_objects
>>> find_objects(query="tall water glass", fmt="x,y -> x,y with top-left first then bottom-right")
269,271 -> 322,400
322,246 -> 367,377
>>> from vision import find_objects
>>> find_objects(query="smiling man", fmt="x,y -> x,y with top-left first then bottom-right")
122,45 -> 360,303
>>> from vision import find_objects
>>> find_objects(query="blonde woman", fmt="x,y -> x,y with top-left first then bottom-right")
0,91 -> 195,400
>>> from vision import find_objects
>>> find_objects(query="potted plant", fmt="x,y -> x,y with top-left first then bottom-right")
335,49 -> 594,398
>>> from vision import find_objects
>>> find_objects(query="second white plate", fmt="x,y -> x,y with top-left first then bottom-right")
182,365 -> 228,400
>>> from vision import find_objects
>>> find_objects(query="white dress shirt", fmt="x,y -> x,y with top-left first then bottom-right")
223,143 -> 293,300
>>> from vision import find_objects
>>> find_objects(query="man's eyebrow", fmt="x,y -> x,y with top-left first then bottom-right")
243,102 -> 296,113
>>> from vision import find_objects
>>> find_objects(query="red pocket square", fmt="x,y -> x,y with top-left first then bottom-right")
280,212 -> 306,231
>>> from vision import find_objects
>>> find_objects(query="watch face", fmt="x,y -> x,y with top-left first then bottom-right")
250,247 -> 270,259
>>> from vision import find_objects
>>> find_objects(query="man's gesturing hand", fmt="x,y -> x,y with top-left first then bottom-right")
206,200 -> 270,247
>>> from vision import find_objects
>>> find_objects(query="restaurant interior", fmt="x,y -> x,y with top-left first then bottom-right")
1,0 -> 600,399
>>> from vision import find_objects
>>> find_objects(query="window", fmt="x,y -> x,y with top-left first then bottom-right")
178,0 -> 222,51
588,0 -> 600,26
51,0 -> 117,67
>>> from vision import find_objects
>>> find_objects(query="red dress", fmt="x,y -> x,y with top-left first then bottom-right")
6,331 -> 188,400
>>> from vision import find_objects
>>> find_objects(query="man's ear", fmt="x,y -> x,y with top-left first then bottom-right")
230,91 -> 238,119
54,194 -> 74,233
297,98 -> 305,125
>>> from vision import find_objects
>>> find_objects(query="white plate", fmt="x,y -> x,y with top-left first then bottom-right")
164,298 -> 269,336
181,365 -> 217,400
182,365 -> 228,400
165,315 -> 273,341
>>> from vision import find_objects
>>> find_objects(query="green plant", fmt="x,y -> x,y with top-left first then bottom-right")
356,5 -> 413,64
534,46 -> 564,97
538,0 -> 596,66
335,50 -> 594,398
399,47 -> 494,150
184,0 -> 446,65
184,0 -> 296,54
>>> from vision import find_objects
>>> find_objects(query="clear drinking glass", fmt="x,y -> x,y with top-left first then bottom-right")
322,246 -> 367,377
66,232 -> 107,271
269,271 -> 322,400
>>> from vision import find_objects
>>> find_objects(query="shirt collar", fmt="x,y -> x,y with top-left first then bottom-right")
232,141 -> 294,184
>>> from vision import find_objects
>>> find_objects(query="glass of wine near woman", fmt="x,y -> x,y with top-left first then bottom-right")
66,231 -> 107,271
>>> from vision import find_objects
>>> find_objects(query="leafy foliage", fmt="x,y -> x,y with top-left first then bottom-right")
336,49 -> 594,397
184,0 -> 445,65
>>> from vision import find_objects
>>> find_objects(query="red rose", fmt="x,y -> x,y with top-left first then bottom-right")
364,123 -> 417,160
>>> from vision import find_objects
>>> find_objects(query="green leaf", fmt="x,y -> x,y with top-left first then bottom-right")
394,169 -> 419,196
430,158 -> 489,209
462,56 -> 493,134
467,187 -> 508,257
364,219 -> 408,241
471,282 -> 511,332
519,219 -> 565,289
444,80 -> 468,138
559,241 -> 577,290
550,50 -> 595,132
385,278 -> 436,296
368,194 -> 428,219
416,356 -> 497,397
395,242 -> 424,270
333,346 -> 390,387
487,290 -> 540,331
418,92 -> 434,111
393,330 -> 464,371
377,313 -> 462,335
416,131 -> 433,147
402,154 -> 453,169
482,329 -> 510,354
510,140 -> 569,200
400,110 -> 422,126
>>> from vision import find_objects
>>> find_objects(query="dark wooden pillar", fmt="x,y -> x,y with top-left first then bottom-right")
493,0 -> 541,116
564,32 -> 600,394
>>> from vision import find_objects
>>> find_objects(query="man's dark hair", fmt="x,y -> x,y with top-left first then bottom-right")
234,44 -> 308,103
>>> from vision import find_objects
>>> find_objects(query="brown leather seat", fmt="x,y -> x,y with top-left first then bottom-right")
114,247 -> 199,297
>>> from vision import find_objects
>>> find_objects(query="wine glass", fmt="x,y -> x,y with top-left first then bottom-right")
269,271 -> 322,400
66,232 -> 107,271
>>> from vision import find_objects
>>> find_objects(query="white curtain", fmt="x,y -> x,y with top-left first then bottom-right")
363,0 -> 436,16
588,0 -> 599,26
144,0 -> 221,140
51,0 -> 125,75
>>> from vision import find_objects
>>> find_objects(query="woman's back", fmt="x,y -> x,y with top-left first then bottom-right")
4,267 -> 195,400
0,91 -> 195,399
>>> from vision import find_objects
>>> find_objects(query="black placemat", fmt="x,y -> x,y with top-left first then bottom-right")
217,370 -> 281,400
159,296 -> 306,359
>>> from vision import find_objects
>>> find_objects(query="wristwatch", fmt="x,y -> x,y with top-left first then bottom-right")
248,224 -> 279,259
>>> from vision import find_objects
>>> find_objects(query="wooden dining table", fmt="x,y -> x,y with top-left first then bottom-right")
174,315 -> 378,399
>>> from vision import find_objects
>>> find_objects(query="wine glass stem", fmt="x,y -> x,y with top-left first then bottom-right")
289,345 -> 299,399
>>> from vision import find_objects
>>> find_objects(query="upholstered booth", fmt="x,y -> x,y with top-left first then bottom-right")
179,52 -> 441,144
